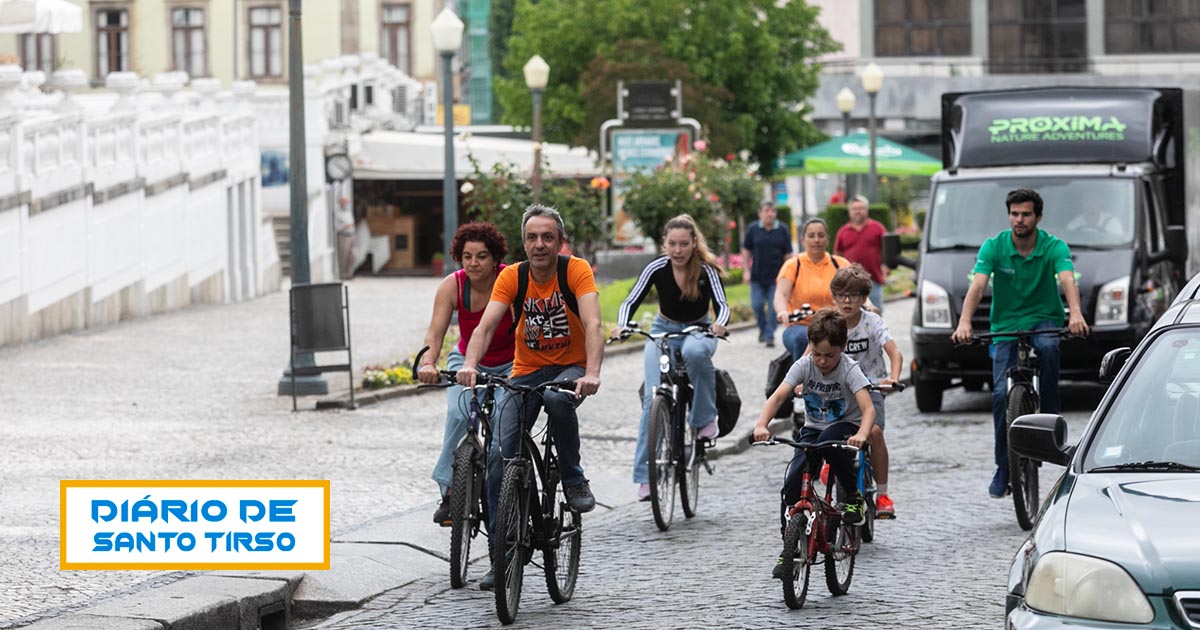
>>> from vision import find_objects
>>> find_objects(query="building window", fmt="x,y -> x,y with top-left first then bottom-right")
171,8 -> 206,78
380,4 -> 411,74
988,0 -> 1087,73
875,0 -> 971,56
248,6 -> 283,79
1107,0 -> 1200,54
19,34 -> 55,73
95,8 -> 129,78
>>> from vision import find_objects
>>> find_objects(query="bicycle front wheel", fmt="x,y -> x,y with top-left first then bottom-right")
493,464 -> 532,625
448,441 -> 480,589
824,518 -> 857,595
543,466 -> 582,604
647,394 -> 676,531
781,509 -> 813,609
1006,383 -> 1040,531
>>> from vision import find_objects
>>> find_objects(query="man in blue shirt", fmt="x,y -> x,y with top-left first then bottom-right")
741,202 -> 793,347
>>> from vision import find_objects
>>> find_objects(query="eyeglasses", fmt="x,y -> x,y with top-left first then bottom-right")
833,292 -> 867,302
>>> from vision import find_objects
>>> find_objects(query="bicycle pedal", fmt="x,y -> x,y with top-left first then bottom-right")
875,514 -> 895,521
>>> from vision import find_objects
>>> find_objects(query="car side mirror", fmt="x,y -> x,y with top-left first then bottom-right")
883,234 -> 917,270
1009,414 -> 1072,467
1099,347 -> 1131,384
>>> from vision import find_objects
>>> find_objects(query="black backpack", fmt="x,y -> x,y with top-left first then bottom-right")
510,254 -> 580,333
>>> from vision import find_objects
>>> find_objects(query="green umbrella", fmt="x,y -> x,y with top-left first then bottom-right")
778,132 -> 941,176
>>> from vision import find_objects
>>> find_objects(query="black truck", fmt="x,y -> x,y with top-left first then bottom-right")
887,87 -> 1193,412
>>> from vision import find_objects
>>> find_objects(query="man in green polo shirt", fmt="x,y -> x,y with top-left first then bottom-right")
951,188 -> 1089,498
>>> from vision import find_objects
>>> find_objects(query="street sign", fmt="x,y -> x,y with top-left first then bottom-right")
620,80 -> 681,126
610,128 -> 692,245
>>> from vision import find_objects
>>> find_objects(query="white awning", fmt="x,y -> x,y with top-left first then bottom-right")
0,0 -> 83,34
352,130 -> 600,181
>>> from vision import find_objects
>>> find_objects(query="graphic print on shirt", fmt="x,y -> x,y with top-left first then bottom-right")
846,338 -> 870,354
522,291 -> 572,351
803,379 -> 846,424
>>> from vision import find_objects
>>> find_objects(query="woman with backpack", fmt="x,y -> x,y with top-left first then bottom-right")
773,218 -> 852,361
610,214 -> 730,501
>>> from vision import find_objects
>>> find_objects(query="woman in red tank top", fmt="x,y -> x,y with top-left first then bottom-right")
418,223 -> 515,588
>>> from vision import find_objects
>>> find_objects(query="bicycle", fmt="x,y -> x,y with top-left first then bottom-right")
481,372 -> 583,625
751,436 -> 862,609
414,345 -> 500,589
609,322 -> 727,531
968,327 -> 1070,531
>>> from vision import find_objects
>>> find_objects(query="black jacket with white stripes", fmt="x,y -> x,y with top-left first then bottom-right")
617,256 -> 730,327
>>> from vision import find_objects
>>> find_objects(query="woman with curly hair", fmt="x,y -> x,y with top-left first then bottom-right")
417,221 -> 514,590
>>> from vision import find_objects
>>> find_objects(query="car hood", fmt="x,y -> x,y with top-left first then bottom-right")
1065,473 -> 1200,593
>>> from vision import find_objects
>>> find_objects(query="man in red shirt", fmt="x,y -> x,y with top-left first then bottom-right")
834,195 -> 889,312
828,184 -> 847,207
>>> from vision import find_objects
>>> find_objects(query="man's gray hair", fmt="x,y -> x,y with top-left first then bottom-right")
850,194 -> 870,206
521,204 -> 569,241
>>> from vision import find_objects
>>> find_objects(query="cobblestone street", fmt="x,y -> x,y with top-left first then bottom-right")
300,385 -> 1102,630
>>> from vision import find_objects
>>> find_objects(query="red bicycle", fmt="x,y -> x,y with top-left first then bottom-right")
752,437 -> 861,609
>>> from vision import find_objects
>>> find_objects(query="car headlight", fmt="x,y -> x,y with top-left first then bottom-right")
1094,276 -> 1129,325
920,280 -> 953,328
1025,552 -> 1153,623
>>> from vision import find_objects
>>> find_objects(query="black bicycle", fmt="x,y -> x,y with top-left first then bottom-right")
480,373 -> 583,625
610,322 -> 726,531
971,328 -> 1070,530
414,346 -> 500,589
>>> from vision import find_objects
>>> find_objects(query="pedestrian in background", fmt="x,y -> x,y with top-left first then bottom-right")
834,195 -> 889,313
741,202 -> 792,347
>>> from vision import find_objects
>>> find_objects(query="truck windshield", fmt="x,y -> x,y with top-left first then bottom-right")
926,178 -> 1135,250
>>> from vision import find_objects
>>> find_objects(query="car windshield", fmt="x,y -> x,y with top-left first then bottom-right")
926,178 -> 1135,250
1084,329 -> 1200,471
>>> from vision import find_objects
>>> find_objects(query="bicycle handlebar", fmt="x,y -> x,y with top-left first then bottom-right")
786,304 -> 816,323
866,382 -> 905,393
412,345 -> 576,393
974,327 -> 1072,341
748,435 -> 860,452
607,321 -> 729,345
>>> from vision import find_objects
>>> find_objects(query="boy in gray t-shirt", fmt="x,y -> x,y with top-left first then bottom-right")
754,308 -> 876,573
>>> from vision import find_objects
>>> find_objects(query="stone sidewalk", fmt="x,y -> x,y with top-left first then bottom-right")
0,274 -> 915,629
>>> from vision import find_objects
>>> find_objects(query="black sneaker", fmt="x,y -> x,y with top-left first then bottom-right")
765,339 -> 776,348
772,556 -> 785,580
564,482 -> 596,513
841,496 -> 867,526
479,569 -> 495,591
433,497 -> 453,526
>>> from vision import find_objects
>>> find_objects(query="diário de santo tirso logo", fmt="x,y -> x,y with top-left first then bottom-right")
60,480 -> 330,570
986,116 -> 1127,144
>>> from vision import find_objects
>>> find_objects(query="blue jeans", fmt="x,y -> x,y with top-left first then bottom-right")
870,282 -> 884,315
780,423 -> 859,537
990,320 -> 1061,470
750,281 -> 777,341
782,324 -> 810,362
502,364 -> 589,488
632,315 -> 719,484
431,349 -> 514,535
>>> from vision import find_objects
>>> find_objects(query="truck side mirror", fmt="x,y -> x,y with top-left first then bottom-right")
1009,414 -> 1073,467
1165,225 -> 1188,266
1099,347 -> 1131,383
883,233 -> 918,270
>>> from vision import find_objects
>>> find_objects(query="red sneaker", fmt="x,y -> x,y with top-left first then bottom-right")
819,462 -> 830,486
876,494 -> 895,519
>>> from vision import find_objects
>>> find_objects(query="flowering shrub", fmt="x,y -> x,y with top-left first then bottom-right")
362,364 -> 415,389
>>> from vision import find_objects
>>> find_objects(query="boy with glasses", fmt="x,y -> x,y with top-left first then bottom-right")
828,265 -> 903,517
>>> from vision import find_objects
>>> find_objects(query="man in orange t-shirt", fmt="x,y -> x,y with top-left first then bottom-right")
459,205 -> 604,513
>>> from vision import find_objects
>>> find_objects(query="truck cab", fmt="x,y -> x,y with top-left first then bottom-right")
887,87 -> 1192,412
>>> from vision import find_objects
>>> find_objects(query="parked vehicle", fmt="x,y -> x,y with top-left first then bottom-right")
1003,276 -> 1200,629
887,87 -> 1194,412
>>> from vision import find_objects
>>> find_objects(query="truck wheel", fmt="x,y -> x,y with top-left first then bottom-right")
963,379 -> 984,392
915,380 -> 944,412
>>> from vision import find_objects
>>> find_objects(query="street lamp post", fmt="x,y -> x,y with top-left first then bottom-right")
277,0 -> 325,396
861,63 -> 884,203
523,54 -> 549,205
836,87 -> 855,137
432,7 -> 464,276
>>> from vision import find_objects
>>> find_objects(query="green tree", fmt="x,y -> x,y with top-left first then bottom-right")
495,0 -> 838,174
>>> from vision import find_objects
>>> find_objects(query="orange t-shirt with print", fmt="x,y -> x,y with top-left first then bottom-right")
776,252 -> 851,325
490,256 -> 598,377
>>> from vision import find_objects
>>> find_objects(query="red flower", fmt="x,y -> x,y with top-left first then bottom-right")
725,153 -> 736,162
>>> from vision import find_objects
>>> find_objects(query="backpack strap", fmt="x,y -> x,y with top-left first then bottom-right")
460,270 -> 471,312
832,254 -> 841,269
509,261 -> 530,334
557,254 -> 579,317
